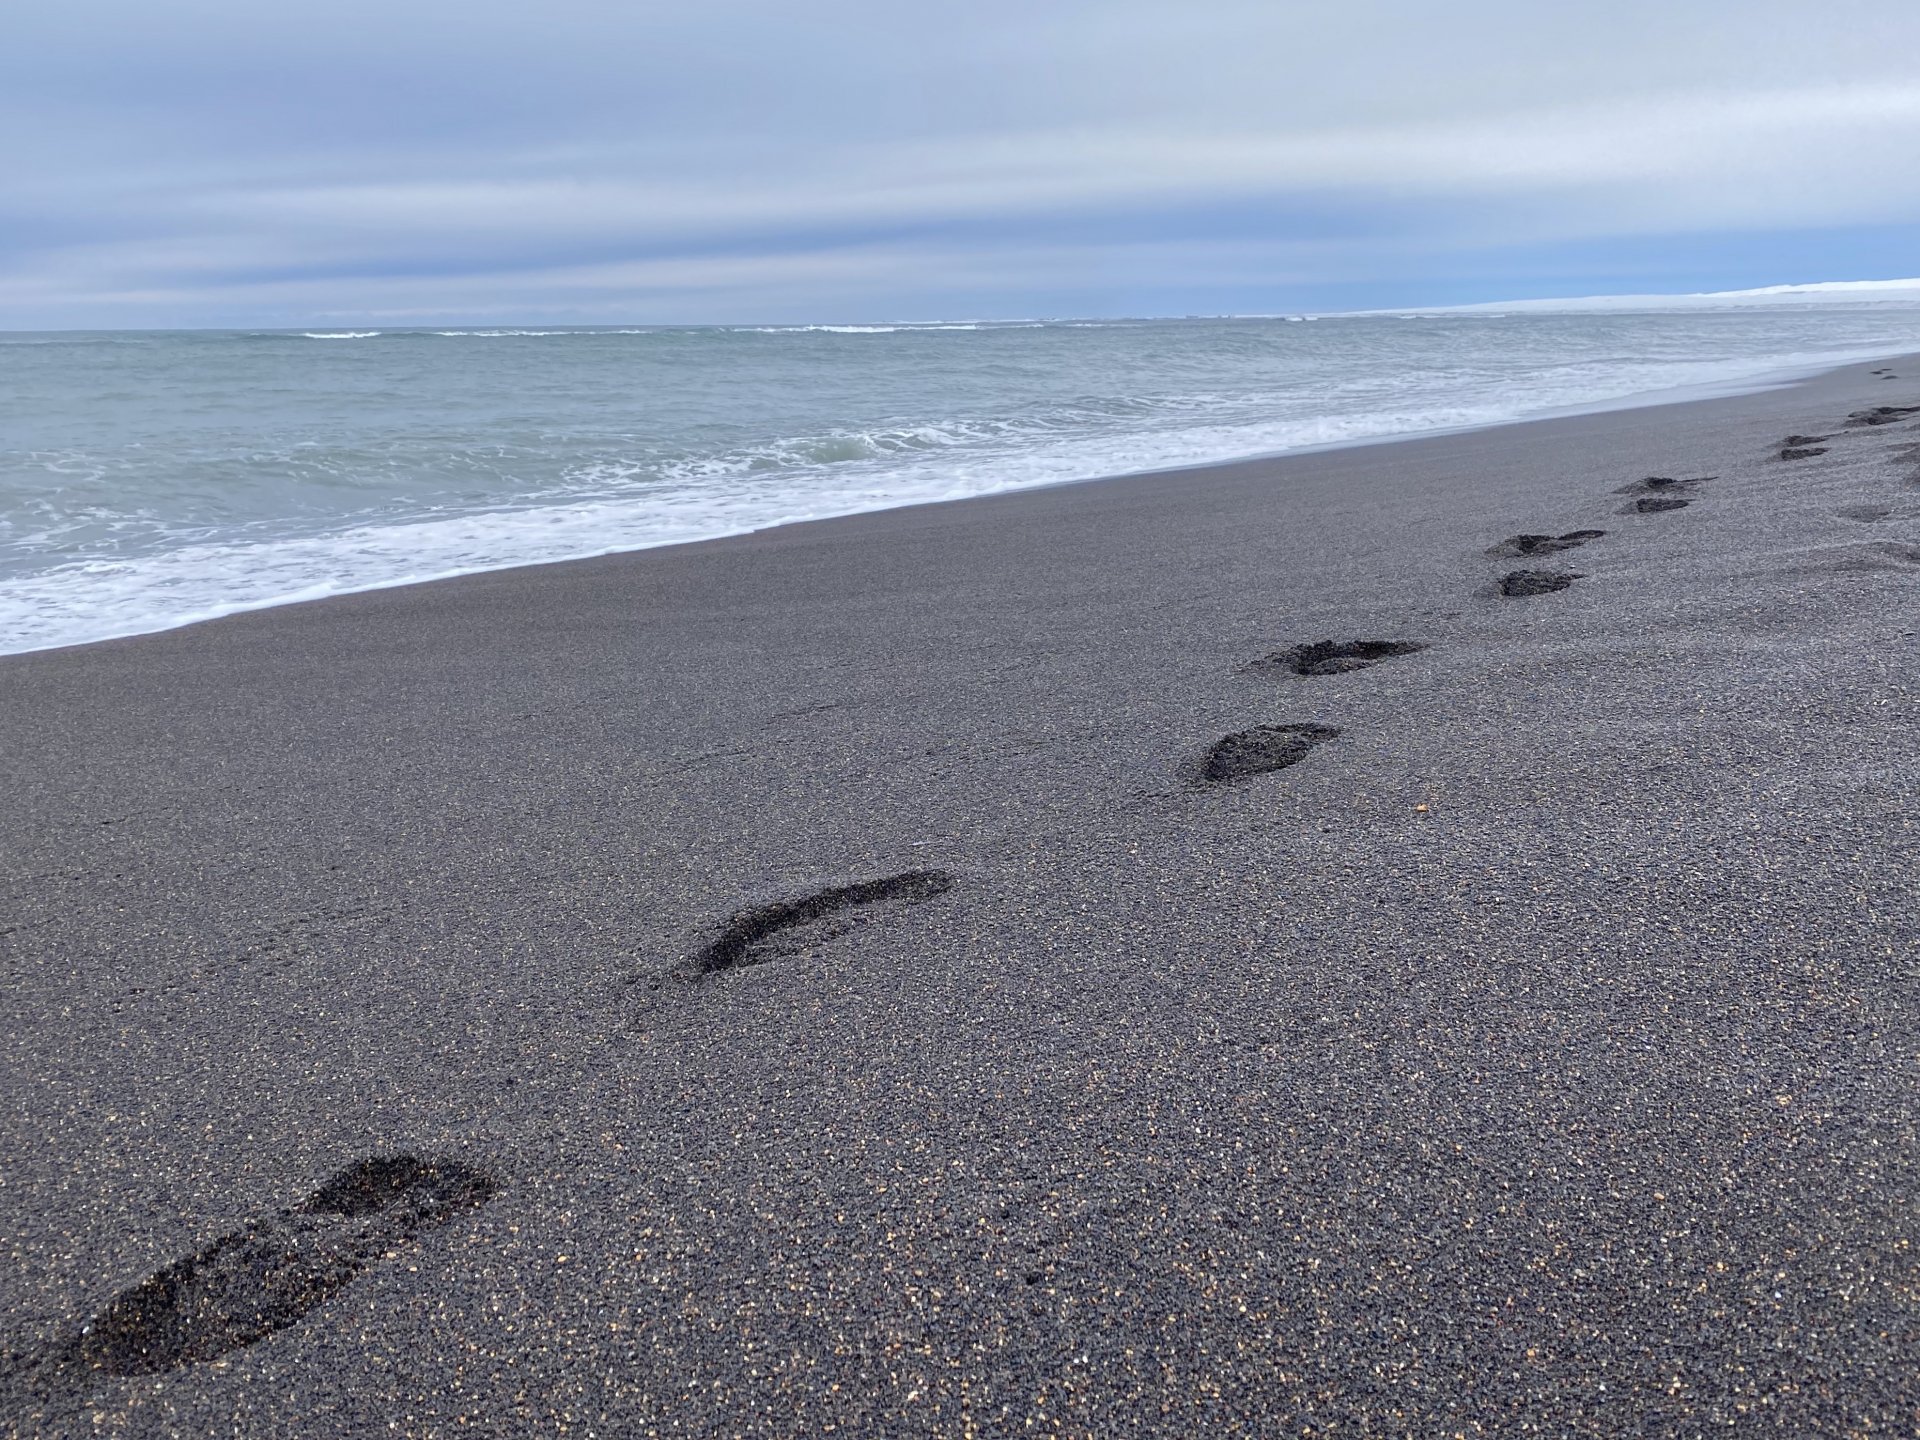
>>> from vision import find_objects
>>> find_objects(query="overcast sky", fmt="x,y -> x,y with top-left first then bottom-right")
6,0 -> 1919,328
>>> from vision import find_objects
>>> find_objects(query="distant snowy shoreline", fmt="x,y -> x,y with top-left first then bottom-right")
1352,278 -> 1920,318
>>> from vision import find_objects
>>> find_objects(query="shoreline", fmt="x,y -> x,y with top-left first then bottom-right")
5,355 -> 1919,1434
8,344 -> 1916,660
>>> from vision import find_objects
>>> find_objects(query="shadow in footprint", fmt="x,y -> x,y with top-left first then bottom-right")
2,1156 -> 495,1421
1779,440 -> 1829,460
1268,639 -> 1427,676
1200,724 -> 1339,783
1838,504 -> 1893,523
1498,569 -> 1580,596
690,870 -> 954,979
1616,476 -> 1710,496
1486,530 -> 1605,558
1627,496 -> 1690,513
1846,406 -> 1920,427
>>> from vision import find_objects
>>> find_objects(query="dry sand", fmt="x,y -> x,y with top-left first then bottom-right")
3,359 -> 1918,1436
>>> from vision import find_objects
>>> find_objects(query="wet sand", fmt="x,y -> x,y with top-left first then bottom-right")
3,359 -> 1918,1436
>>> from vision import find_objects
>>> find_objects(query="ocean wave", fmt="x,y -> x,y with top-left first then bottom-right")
296,327 -> 663,341
0,336 -> 154,347
0,368 -> 1793,655
738,324 -> 901,334
6,313 -> 1916,655
735,323 -> 1005,334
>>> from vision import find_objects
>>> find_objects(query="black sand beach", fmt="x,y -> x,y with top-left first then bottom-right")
3,360 -> 1918,1436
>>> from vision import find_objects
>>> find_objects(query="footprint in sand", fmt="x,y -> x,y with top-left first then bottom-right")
689,870 -> 954,978
1199,723 -> 1340,783
1497,568 -> 1581,596
1837,504 -> 1893,523
1779,435 -> 1830,460
2,1156 -> 496,1420
1616,476 -> 1710,496
1845,406 -> 1920,427
1267,639 -> 1427,675
1486,530 -> 1605,558
1613,477 -> 1705,514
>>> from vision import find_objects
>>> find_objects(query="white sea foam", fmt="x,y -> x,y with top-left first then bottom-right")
303,327 -> 662,340
740,324 -> 901,334
737,322 -> 999,334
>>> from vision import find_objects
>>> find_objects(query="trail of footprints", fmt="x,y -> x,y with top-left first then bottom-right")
8,370 -> 1918,1421
1773,385 -> 1920,515
685,372 -> 1919,986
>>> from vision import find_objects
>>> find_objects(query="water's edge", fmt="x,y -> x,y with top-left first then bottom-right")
15,347 -> 1909,660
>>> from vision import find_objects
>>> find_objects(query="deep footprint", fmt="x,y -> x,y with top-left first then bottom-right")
1629,496 -> 1691,513
1486,529 -> 1605,558
1201,723 -> 1339,783
1498,569 -> 1581,596
86,1157 -> 494,1376
691,870 -> 954,977
2,1156 -> 495,1417
1845,406 -> 1920,427
1779,447 -> 1828,461
1276,639 -> 1427,675
1615,475 -> 1711,496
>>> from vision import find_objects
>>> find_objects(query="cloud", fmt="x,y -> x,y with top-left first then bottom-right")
4,1 -> 1920,325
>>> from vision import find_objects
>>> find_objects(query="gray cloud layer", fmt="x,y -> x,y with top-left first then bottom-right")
6,1 -> 1920,325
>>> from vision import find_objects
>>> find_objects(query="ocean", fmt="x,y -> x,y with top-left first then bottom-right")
4,305 -> 1919,655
